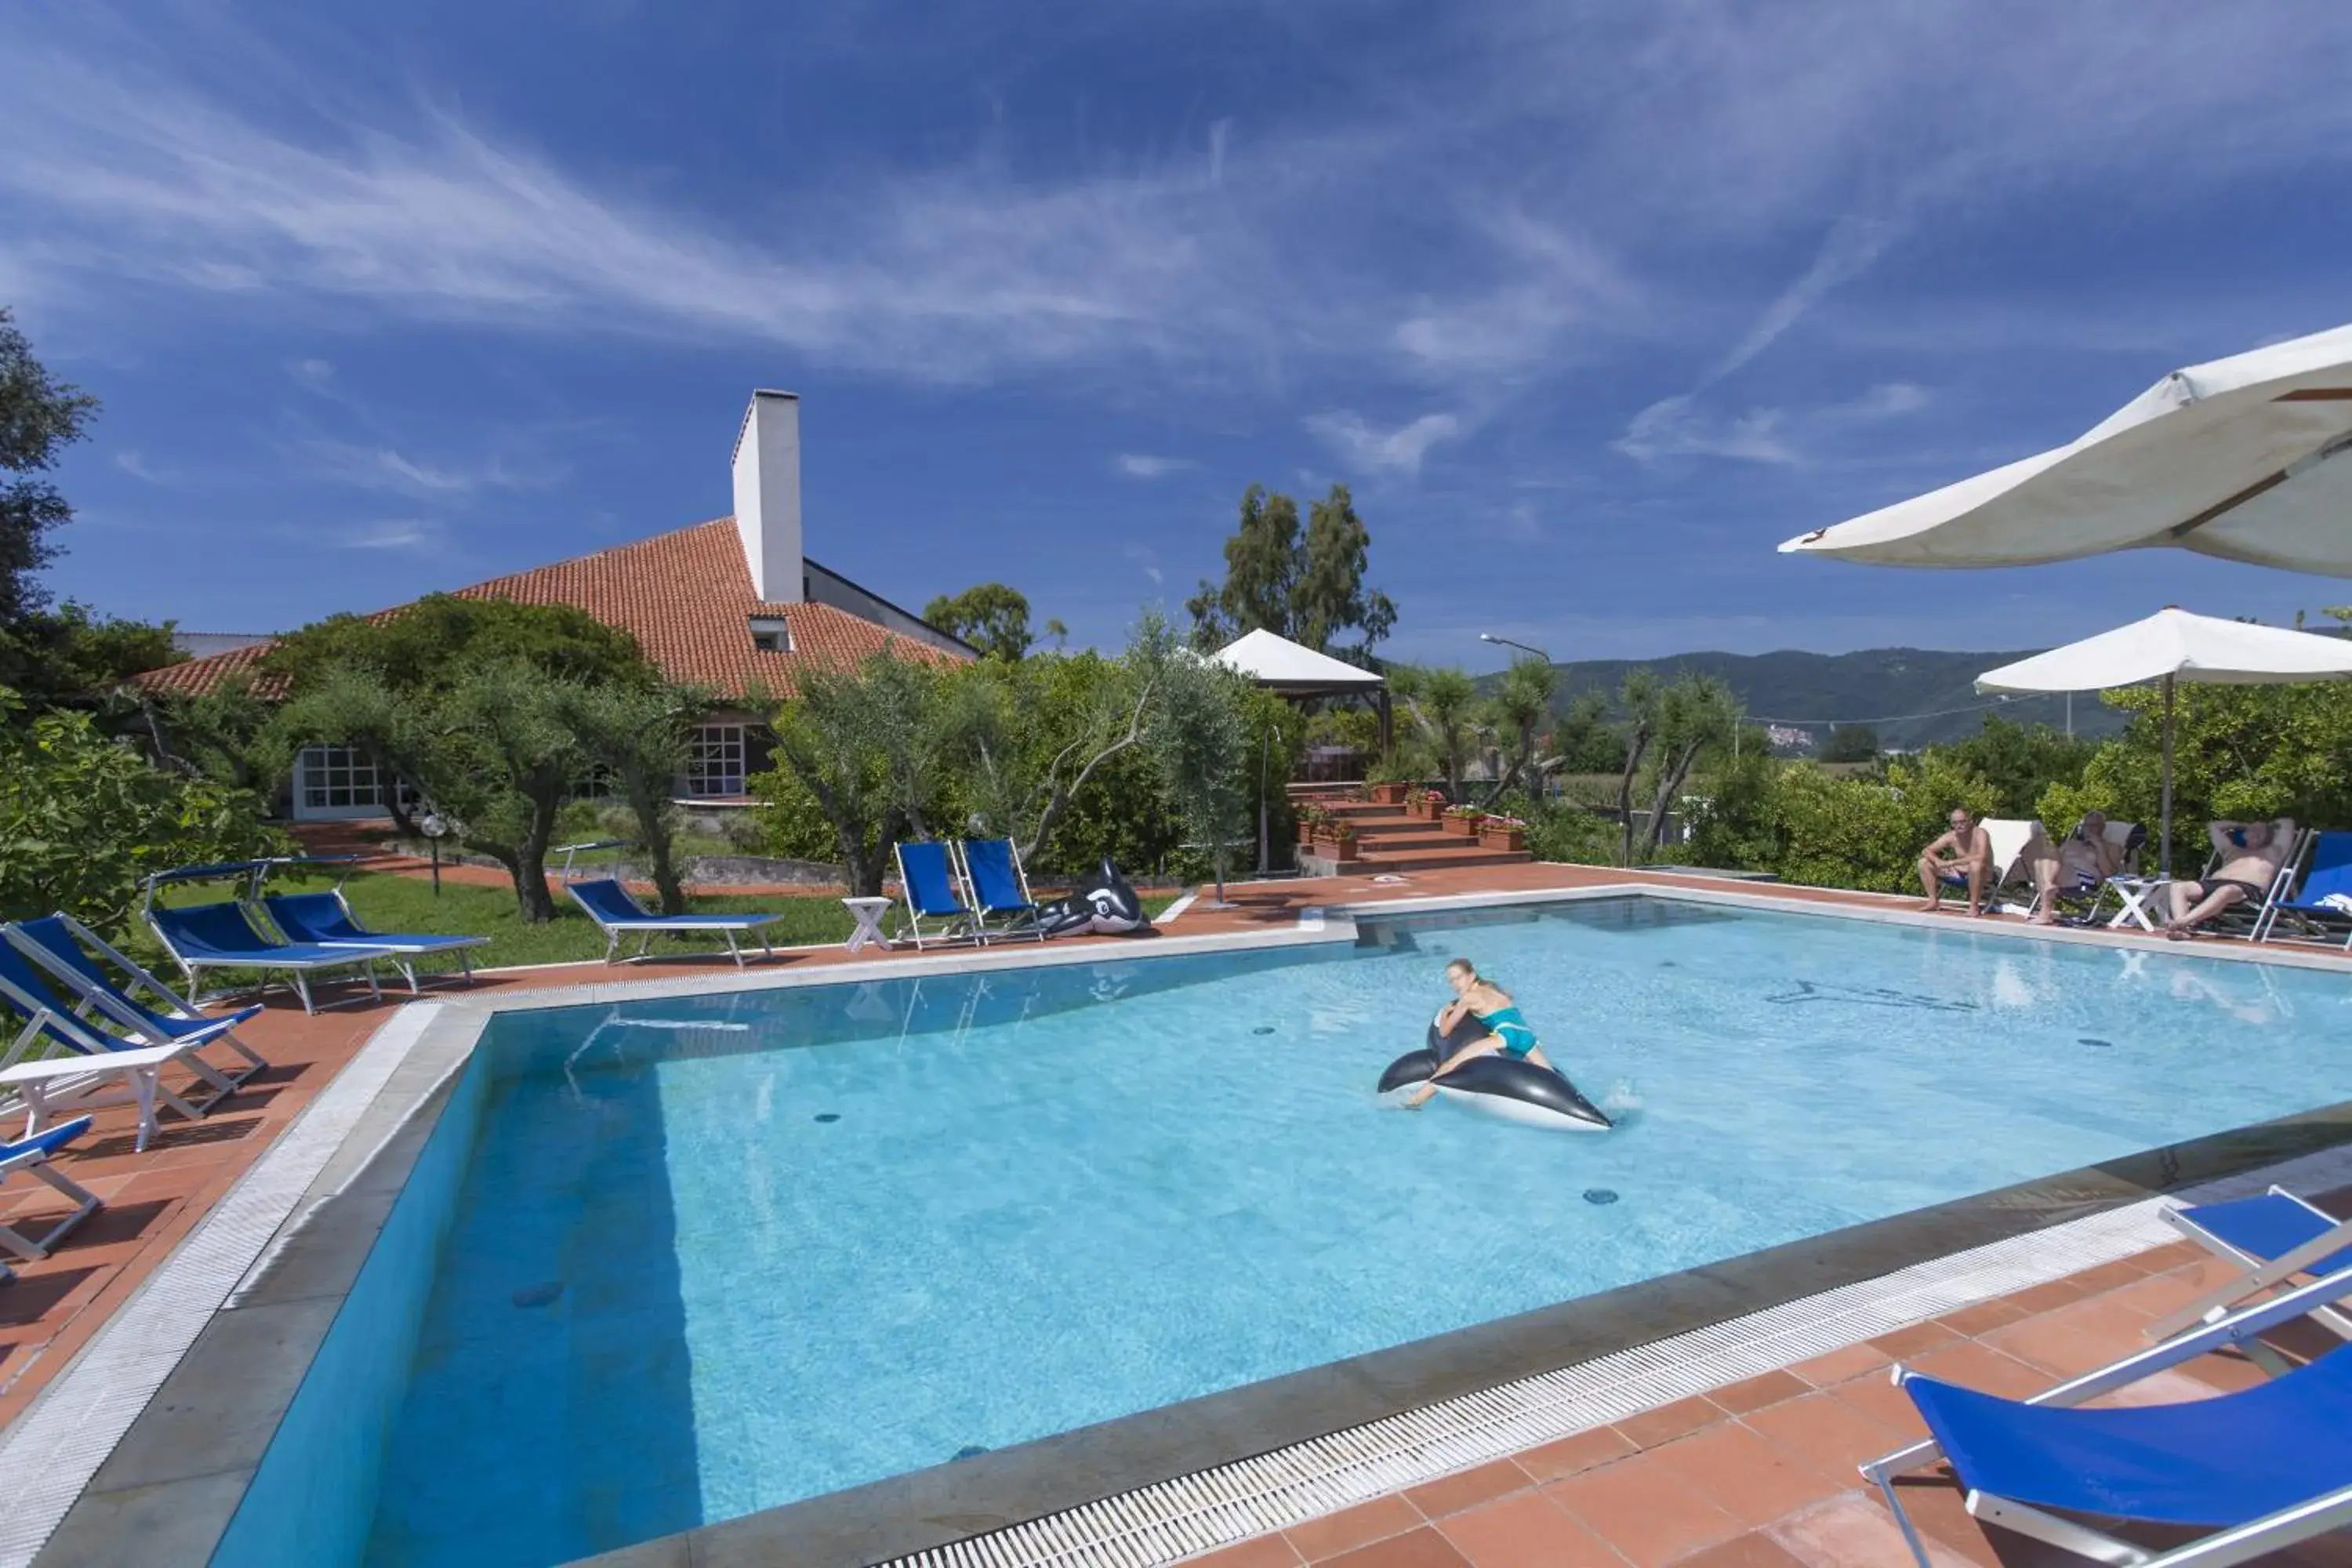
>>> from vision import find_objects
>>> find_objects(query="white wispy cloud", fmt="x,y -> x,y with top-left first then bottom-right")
1305,411 -> 1463,477
1123,543 -> 1163,584
321,518 -> 445,551
286,357 -> 335,391
1613,397 -> 1797,466
1114,453 -> 1192,479
299,438 -> 567,499
111,448 -> 168,483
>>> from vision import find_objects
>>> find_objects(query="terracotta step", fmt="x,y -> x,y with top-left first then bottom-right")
1352,844 -> 1535,871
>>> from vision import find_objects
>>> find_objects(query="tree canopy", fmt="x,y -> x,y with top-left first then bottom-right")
1186,482 -> 1396,663
923,581 -> 1033,660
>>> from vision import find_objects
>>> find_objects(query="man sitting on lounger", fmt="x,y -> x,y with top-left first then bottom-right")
2165,817 -> 2296,939
1918,808 -> 1994,916
2022,811 -> 2122,926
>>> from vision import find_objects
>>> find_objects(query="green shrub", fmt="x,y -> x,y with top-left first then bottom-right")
0,691 -> 283,937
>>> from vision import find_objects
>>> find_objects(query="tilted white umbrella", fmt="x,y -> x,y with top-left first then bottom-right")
1975,608 -> 2352,873
1781,322 -> 2352,575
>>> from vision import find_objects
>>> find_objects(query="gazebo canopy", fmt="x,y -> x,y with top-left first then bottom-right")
1211,629 -> 1386,696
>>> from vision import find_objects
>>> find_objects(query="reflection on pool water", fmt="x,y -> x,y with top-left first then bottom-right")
218,898 -> 2352,1566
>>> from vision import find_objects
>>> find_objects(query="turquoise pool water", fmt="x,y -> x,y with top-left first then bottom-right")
222,898 -> 2352,1566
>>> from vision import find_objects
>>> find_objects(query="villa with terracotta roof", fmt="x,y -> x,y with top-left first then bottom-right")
142,392 -> 972,821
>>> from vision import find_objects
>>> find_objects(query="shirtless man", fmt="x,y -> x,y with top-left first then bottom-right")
1918,808 -> 1994,916
2023,811 -> 2122,926
2165,818 -> 2297,938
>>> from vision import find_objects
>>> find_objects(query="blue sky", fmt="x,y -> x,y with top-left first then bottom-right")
8,1 -> 2352,666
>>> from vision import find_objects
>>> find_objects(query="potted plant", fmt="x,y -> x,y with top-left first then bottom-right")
1295,804 -> 1323,847
1318,819 -> 1359,860
1478,814 -> 1527,851
1365,757 -> 1409,806
1443,805 -> 1483,838
1408,788 -> 1443,821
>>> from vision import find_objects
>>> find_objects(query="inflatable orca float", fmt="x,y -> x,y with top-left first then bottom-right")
1036,858 -> 1155,938
1379,1011 -> 1613,1132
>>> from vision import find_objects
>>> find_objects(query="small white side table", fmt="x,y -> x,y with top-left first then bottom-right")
842,896 -> 895,954
2105,876 -> 2172,932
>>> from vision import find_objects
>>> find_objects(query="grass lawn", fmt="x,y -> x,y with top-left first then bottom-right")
151,870 -> 1184,975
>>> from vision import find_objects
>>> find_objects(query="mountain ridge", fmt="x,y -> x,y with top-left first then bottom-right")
1485,645 -> 2128,751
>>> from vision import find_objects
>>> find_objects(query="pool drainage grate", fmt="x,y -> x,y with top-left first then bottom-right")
882,1198 -> 2182,1568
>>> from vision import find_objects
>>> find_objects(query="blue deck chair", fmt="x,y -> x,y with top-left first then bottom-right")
145,901 -> 391,1014
0,1115 -> 100,1282
262,891 -> 488,993
893,841 -> 975,950
0,941 -> 237,1152
563,879 -> 786,967
2252,829 -> 2352,946
2143,1186 -> 2352,1347
1864,1263 -> 2352,1566
8,913 -> 268,1087
959,838 -> 1043,944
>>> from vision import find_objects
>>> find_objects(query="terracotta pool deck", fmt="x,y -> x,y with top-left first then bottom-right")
4,862 -> 2347,1566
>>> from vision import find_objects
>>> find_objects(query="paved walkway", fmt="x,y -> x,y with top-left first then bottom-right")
3,860 -> 2346,1564
1185,1236 -> 2346,1568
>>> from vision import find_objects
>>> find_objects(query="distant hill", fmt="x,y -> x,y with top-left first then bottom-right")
1485,648 -> 2130,753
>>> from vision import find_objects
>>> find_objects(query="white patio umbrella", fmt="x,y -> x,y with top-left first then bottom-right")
1974,608 -> 2352,874
1780,322 -> 2352,575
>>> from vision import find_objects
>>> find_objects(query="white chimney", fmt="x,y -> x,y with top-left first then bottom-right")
731,390 -> 803,602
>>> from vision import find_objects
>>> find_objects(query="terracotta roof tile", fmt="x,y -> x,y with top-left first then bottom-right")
135,519 -> 967,700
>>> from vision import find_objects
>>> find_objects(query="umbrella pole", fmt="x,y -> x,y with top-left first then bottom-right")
2160,673 -> 2175,879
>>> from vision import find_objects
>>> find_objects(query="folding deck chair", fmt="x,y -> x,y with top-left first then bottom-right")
0,941 -> 243,1152
1864,1263 -> 2352,1566
893,841 -> 975,949
146,895 -> 393,1014
2252,829 -> 2352,947
2143,1185 -> 2352,1347
564,879 -> 786,967
0,1115 -> 100,1282
262,891 -> 488,992
8,913 -> 269,1087
958,838 -> 1044,943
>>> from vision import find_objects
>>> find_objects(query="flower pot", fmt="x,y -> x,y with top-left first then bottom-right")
1295,820 -> 1316,847
1479,826 -> 1526,851
1442,815 -> 1479,838
1370,782 -> 1408,805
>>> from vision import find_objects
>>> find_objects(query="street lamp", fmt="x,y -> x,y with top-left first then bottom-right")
420,811 -> 448,897
1479,632 -> 1554,665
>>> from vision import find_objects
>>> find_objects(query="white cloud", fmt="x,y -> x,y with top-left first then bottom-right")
1831,381 -> 1930,420
1114,453 -> 1192,479
111,448 -> 167,482
1613,396 -> 1796,466
286,357 -> 334,390
1123,543 -> 1163,584
324,518 -> 444,551
299,439 -> 567,499
1305,411 -> 1463,477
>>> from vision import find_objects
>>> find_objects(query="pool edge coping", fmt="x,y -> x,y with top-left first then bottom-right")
11,880 -> 2351,1566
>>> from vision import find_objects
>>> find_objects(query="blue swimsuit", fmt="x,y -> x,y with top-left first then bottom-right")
1478,1005 -> 1540,1058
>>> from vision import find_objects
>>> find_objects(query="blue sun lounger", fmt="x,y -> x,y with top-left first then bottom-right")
2143,1186 -> 2352,1346
564,878 -> 785,967
959,838 -> 1042,943
0,941 -> 241,1152
146,900 -> 391,1014
893,841 -> 975,950
0,1115 -> 100,1282
1863,1264 -> 2352,1566
262,891 -> 488,993
8,913 -> 269,1087
2252,829 -> 2352,946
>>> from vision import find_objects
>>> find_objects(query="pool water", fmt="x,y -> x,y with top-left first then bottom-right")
244,899 -> 2352,1566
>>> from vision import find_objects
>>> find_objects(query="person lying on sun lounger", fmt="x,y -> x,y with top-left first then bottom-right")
2021,811 -> 2121,926
2165,817 -> 2296,939
1916,808 -> 1994,916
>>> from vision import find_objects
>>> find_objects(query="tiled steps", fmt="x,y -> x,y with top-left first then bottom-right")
1294,797 -> 1534,873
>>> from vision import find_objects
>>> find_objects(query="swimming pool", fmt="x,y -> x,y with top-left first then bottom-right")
218,897 -> 2352,1566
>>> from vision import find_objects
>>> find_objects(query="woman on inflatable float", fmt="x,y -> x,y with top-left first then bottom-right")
1381,959 -> 1613,1132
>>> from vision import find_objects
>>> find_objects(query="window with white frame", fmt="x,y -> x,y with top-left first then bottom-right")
299,745 -> 383,810
684,724 -> 747,797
